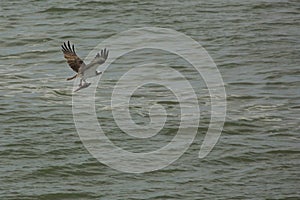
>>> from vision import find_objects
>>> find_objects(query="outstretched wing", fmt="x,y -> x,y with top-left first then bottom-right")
61,41 -> 85,72
87,48 -> 109,67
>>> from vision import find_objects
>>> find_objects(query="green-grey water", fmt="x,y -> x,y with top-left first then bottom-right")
1,0 -> 299,199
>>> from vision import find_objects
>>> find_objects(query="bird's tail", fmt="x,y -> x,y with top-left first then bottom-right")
66,74 -> 77,81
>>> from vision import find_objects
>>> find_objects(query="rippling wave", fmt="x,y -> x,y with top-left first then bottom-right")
1,0 -> 299,199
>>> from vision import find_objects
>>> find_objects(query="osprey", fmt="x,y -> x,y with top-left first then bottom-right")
61,41 -> 108,91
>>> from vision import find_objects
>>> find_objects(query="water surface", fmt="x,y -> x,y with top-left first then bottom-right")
1,0 -> 299,199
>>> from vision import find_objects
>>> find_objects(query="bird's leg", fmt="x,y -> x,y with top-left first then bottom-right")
79,79 -> 83,87
83,79 -> 89,85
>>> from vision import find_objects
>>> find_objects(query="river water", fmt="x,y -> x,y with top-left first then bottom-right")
1,0 -> 299,199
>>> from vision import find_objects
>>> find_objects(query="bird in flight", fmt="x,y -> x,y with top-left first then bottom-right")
61,41 -> 109,91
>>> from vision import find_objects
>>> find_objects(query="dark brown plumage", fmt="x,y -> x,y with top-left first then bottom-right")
61,41 -> 85,73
